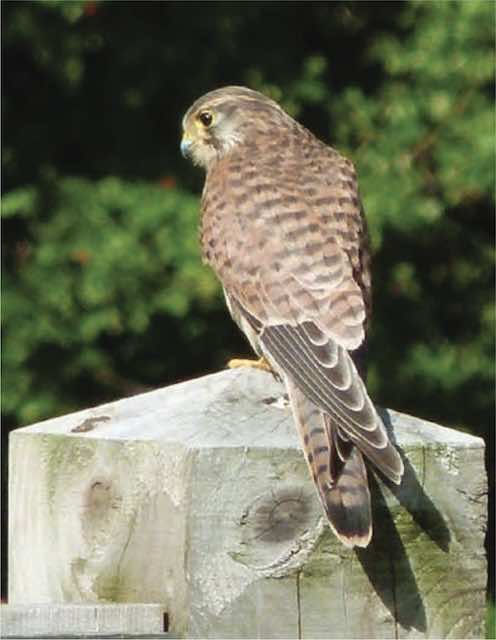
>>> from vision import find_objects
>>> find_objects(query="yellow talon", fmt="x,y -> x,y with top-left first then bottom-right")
227,356 -> 273,373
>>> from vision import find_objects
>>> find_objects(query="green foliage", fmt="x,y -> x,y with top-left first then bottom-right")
334,0 -> 493,235
3,177 -> 219,423
328,0 -> 494,438
2,0 -> 494,600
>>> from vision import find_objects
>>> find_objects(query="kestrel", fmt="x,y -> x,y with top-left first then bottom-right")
181,86 -> 404,547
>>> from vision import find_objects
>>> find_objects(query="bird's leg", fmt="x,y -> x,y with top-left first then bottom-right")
227,356 -> 273,373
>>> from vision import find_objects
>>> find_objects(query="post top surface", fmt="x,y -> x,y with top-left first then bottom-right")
13,368 -> 483,450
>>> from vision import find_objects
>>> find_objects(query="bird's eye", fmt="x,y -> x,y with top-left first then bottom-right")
198,111 -> 213,127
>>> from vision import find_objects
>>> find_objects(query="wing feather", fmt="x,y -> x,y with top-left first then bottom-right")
261,325 -> 386,442
262,321 -> 403,483
233,298 -> 403,483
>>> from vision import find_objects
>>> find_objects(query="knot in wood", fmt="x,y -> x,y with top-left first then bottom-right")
233,485 -> 323,572
83,477 -> 120,527
243,486 -> 311,543
87,480 -> 112,514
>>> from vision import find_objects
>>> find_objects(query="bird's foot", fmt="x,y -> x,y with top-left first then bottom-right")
227,356 -> 273,374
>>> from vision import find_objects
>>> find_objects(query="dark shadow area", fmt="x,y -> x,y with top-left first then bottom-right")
356,473 -> 427,632
380,409 -> 451,552
357,410 -> 458,632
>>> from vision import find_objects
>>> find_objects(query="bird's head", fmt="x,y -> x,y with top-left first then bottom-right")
180,86 -> 287,170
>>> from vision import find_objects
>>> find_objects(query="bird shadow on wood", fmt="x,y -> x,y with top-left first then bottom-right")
356,409 -> 451,633
380,408 -> 451,552
356,474 -> 427,632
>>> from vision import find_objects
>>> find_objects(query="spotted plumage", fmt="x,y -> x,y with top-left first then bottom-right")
181,86 -> 403,547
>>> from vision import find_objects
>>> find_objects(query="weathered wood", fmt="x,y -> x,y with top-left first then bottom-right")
0,603 -> 169,638
9,369 -> 487,639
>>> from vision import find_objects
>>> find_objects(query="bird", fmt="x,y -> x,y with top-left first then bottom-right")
180,86 -> 404,547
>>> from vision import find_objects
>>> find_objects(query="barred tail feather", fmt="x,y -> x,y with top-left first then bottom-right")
286,376 -> 372,548
324,444 -> 372,548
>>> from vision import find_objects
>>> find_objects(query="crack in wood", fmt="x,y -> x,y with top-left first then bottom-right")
389,552 -> 399,640
296,570 -> 302,639
341,554 -> 350,633
421,445 -> 426,489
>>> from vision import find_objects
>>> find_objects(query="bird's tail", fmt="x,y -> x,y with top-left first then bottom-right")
286,376 -> 372,548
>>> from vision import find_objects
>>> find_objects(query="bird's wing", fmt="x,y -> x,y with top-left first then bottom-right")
229,295 -> 403,485
204,145 -> 403,484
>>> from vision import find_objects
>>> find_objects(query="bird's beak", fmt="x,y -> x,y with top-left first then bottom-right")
180,135 -> 193,159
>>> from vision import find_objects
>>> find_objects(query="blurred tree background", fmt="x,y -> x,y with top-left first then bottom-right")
2,0 -> 493,620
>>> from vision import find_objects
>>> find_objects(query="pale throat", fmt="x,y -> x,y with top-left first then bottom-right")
194,129 -> 245,170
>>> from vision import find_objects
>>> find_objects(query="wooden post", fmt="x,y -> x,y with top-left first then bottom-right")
9,369 -> 487,639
